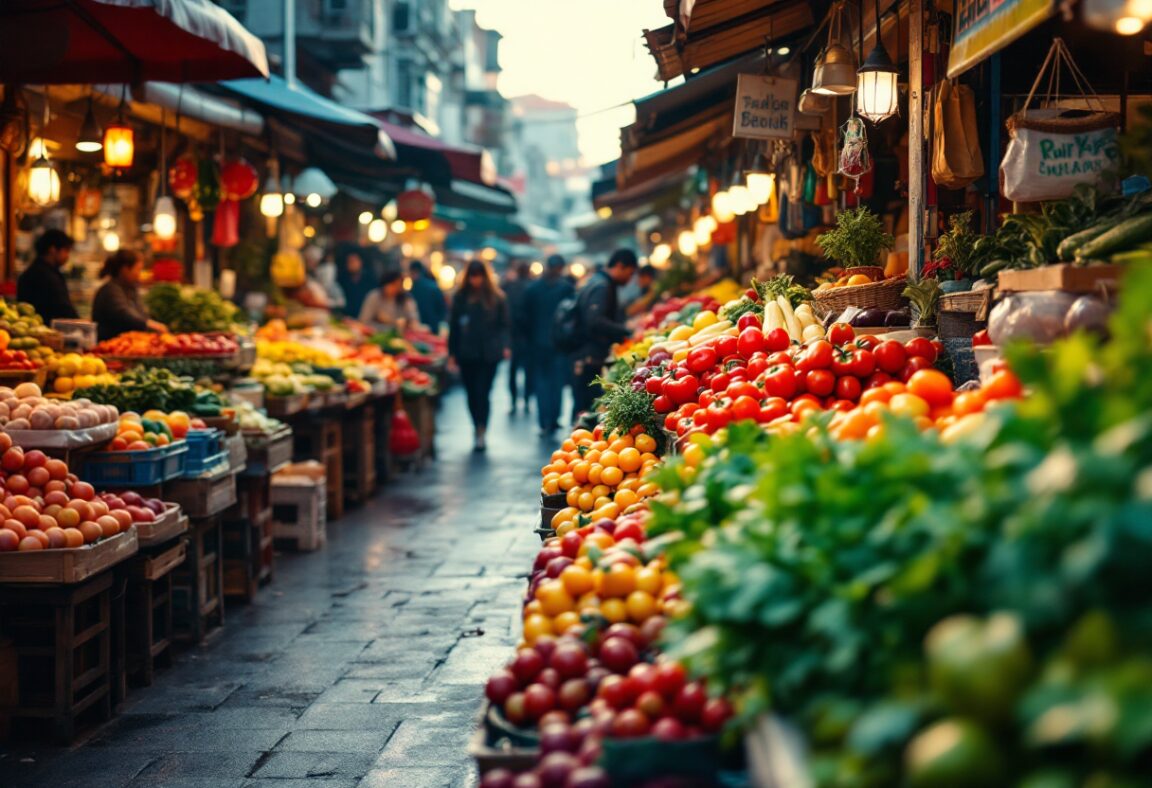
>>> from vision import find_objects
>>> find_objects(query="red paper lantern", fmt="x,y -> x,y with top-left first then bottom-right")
395,189 -> 434,223
220,158 -> 259,201
169,155 -> 198,199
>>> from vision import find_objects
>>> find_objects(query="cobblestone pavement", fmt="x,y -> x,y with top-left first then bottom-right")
0,380 -> 557,788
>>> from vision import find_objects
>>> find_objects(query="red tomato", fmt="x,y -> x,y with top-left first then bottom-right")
904,337 -> 938,363
663,374 -> 699,405
710,372 -> 731,393
653,395 -> 672,413
746,355 -> 769,378
873,340 -> 908,374
737,328 -> 766,359
664,413 -> 679,431
796,340 -> 834,372
828,323 -> 855,346
763,365 -> 798,400
744,288 -> 759,301
900,356 -> 934,382
686,346 -> 718,374
790,395 -> 822,419
705,405 -> 732,432
764,328 -> 791,353
907,369 -> 955,407
736,313 -> 762,331
805,369 -> 836,397
645,376 -> 664,395
731,395 -> 760,422
855,335 -> 881,351
849,348 -> 876,378
715,335 -> 739,360
758,397 -> 790,422
767,351 -> 793,367
835,375 -> 862,402
866,371 -> 895,389
726,381 -> 761,401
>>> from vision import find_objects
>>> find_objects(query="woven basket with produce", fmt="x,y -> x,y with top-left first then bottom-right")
812,207 -> 906,317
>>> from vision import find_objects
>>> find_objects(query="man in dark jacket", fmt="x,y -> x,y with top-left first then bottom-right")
571,249 -> 638,421
523,255 -> 575,435
407,260 -> 447,330
17,229 -> 78,325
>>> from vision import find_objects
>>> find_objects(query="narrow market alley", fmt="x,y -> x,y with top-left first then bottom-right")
0,382 -> 551,788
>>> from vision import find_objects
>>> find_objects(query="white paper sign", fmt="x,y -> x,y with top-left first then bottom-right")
733,74 -> 799,140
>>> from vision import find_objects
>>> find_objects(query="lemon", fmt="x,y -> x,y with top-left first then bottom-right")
692,310 -> 718,330
53,377 -> 74,394
80,357 -> 105,375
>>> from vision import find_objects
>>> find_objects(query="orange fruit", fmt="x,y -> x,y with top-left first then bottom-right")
984,369 -> 1023,401
588,464 -> 604,485
617,448 -> 642,473
561,565 -> 595,596
599,564 -> 637,598
626,591 -> 659,623
634,433 -> 657,453
571,461 -> 591,484
907,369 -> 954,408
601,466 -> 624,487
599,450 -> 620,469
614,489 -> 639,509
577,491 -> 596,512
523,614 -> 554,644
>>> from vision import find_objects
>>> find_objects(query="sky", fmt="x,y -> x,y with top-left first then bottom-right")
449,0 -> 671,168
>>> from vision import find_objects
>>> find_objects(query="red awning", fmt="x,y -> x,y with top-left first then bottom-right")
372,116 -> 497,187
0,0 -> 269,84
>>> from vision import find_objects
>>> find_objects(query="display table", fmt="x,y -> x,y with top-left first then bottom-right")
170,516 -> 224,645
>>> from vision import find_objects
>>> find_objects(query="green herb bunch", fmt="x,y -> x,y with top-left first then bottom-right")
816,206 -> 895,269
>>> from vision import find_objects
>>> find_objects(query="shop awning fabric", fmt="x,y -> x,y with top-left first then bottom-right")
0,0 -> 268,83
373,117 -> 498,187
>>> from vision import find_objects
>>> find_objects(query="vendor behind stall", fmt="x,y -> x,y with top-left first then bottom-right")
359,270 -> 422,332
18,228 -> 79,324
91,251 -> 168,342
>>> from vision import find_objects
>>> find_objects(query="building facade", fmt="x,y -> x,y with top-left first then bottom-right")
506,95 -> 591,237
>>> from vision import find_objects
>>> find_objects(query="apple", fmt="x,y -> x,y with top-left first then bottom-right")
566,766 -> 610,788
537,667 -> 561,690
700,697 -> 733,733
120,491 -> 144,507
545,556 -> 573,579
557,678 -> 590,711
18,536 -> 43,550
143,499 -> 165,515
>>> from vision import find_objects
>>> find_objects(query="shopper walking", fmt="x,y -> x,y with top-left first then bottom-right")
408,260 -> 447,331
448,260 -> 510,452
503,260 -> 534,414
523,255 -> 575,436
18,228 -> 78,325
359,270 -> 422,331
571,249 -> 638,421
91,250 -> 168,342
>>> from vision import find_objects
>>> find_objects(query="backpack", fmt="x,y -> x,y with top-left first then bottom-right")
551,295 -> 583,353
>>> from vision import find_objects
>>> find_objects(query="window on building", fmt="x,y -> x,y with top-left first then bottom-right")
397,59 -> 414,109
393,2 -> 411,33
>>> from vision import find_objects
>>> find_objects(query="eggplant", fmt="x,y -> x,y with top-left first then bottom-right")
852,308 -> 888,327
884,308 -> 911,327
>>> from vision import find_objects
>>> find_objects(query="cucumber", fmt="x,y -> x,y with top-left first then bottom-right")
1076,213 -> 1152,261
979,259 -> 1011,279
1056,224 -> 1110,261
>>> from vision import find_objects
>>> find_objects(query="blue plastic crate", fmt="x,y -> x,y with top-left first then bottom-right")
81,442 -> 189,488
182,449 -> 230,478
184,428 -> 225,467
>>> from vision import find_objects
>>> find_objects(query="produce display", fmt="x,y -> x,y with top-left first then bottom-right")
0,433 -> 147,552
107,410 -> 199,451
0,383 -> 118,431
540,429 -> 659,523
143,284 -> 240,333
92,331 -> 239,358
80,367 -> 225,416
0,299 -> 56,369
249,359 -> 335,397
232,401 -> 284,434
46,352 -> 118,394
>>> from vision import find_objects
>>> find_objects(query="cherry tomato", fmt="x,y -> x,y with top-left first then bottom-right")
796,340 -> 834,372
900,356 -> 934,382
873,340 -> 908,374
829,399 -> 856,412
984,369 -> 1023,401
828,323 -> 855,346
736,313 -> 762,332
737,327 -> 766,359
865,371 -> 895,389
664,413 -> 679,431
904,337 -> 938,363
764,328 -> 792,353
763,364 -> 799,400
835,375 -> 862,402
855,335 -> 881,351
805,369 -> 836,397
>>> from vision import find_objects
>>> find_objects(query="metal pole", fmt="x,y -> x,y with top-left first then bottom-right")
284,0 -> 297,88
907,0 -> 924,277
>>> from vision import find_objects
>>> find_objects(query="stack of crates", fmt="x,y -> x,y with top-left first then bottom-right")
270,463 -> 327,552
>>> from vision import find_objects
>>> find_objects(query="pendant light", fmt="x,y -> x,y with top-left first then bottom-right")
729,184 -> 752,216
812,2 -> 857,96
76,95 -> 103,153
103,87 -> 134,169
367,218 -> 388,243
28,96 -> 60,207
744,145 -> 775,205
711,190 -> 735,222
677,229 -> 698,257
693,214 -> 717,247
1082,0 -> 1152,33
857,0 -> 900,123
260,159 -> 284,218
152,111 -> 177,239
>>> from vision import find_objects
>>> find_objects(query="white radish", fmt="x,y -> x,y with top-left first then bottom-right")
763,302 -> 785,334
776,296 -> 803,341
802,324 -> 826,342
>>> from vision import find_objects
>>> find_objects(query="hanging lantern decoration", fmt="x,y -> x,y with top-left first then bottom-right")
838,117 -> 874,194
192,158 -> 221,212
711,190 -> 735,223
260,173 -> 284,218
152,196 -> 178,240
812,2 -> 857,96
212,198 -> 240,248
729,184 -> 752,216
693,214 -> 717,247
744,146 -> 775,205
169,154 -> 198,199
677,229 -> 698,257
857,0 -> 900,123
220,158 -> 259,201
27,149 -> 60,207
76,185 -> 103,217
76,97 -> 102,153
395,188 -> 435,222
103,121 -> 134,169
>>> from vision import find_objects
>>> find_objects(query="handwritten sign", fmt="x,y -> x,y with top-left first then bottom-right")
948,0 -> 1054,79
733,74 -> 798,140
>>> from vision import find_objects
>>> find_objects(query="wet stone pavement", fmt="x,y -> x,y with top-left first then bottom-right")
0,380 -> 556,788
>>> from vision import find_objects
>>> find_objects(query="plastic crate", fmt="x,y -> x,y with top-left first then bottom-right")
81,442 -> 188,488
183,429 -> 228,478
270,479 -> 326,551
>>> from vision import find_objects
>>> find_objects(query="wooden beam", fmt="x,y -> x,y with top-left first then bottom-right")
907,0 -> 925,276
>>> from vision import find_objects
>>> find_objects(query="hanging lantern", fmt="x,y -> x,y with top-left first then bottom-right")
102,231 -> 120,252
812,3 -> 857,96
259,174 -> 284,218
857,0 -> 900,123
693,215 -> 716,247
677,229 -> 698,257
1082,0 -> 1152,32
798,89 -> 831,115
76,98 -> 102,153
728,185 -> 752,216
169,155 -> 198,199
76,185 -> 102,217
744,147 -> 775,205
220,159 -> 259,200
711,190 -> 735,223
103,121 -> 134,169
27,150 -> 60,207
152,196 -> 177,240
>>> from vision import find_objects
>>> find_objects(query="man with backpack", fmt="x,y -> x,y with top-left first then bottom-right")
524,255 -> 575,436
554,249 -> 638,423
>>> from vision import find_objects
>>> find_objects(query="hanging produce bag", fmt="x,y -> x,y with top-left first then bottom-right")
931,79 -> 984,189
1000,38 -> 1120,203
802,163 -> 818,204
211,199 -> 240,248
390,408 -> 421,456
838,117 -> 873,193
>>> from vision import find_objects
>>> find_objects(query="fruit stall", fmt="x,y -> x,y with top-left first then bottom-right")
0,283 -> 446,742
470,230 -> 1152,787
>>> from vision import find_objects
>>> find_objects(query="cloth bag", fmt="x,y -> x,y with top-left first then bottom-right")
931,79 -> 984,189
1000,38 -> 1120,203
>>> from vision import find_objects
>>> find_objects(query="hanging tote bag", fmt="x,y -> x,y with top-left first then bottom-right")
1000,38 -> 1120,203
932,79 -> 985,189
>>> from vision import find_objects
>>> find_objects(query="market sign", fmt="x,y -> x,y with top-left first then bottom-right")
947,0 -> 1055,79
733,74 -> 798,140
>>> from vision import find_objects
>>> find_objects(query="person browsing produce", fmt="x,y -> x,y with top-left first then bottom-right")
18,228 -> 78,325
91,250 -> 168,342
359,270 -> 422,331
448,259 -> 510,452
571,249 -> 637,421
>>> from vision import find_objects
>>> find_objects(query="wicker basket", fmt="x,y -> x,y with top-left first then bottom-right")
940,289 -> 992,314
844,266 -> 886,282
812,278 -> 907,317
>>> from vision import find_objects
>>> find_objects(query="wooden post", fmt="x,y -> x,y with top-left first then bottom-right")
2,146 -> 14,282
907,0 -> 925,277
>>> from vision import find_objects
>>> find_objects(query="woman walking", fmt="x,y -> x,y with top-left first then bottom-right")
448,260 -> 510,452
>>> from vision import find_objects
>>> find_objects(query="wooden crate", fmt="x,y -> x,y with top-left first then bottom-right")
270,480 -> 327,552
170,517 -> 224,645
221,510 -> 272,603
226,433 -> 247,474
164,469 -> 238,519
228,475 -> 274,591
998,263 -> 1122,293
342,401 -> 377,507
266,393 -> 309,418
0,573 -> 116,742
290,415 -> 343,521
468,703 -> 539,777
123,539 -> 186,689
136,504 -> 187,548
0,528 -> 138,584
241,426 -> 293,477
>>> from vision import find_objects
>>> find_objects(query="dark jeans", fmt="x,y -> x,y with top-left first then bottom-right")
458,360 -> 500,431
508,341 -> 533,409
571,357 -> 603,423
531,349 -> 568,431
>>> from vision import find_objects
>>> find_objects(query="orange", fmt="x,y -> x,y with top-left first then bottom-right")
599,450 -> 620,469
634,433 -> 657,453
601,466 -> 624,487
984,369 -> 1023,401
577,491 -> 596,512
559,473 -> 577,491
860,387 -> 893,407
584,449 -> 601,464
537,580 -> 575,617
637,482 -> 660,499
599,563 -> 637,598
571,461 -> 591,484
561,565 -> 595,596
834,409 -> 877,441
523,614 -> 554,644
952,390 -> 987,416
542,477 -> 560,495
614,489 -> 639,509
591,502 -> 620,521
599,598 -> 628,624
588,464 -> 604,485
907,369 -> 954,408
625,591 -> 659,623
617,448 -> 642,473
